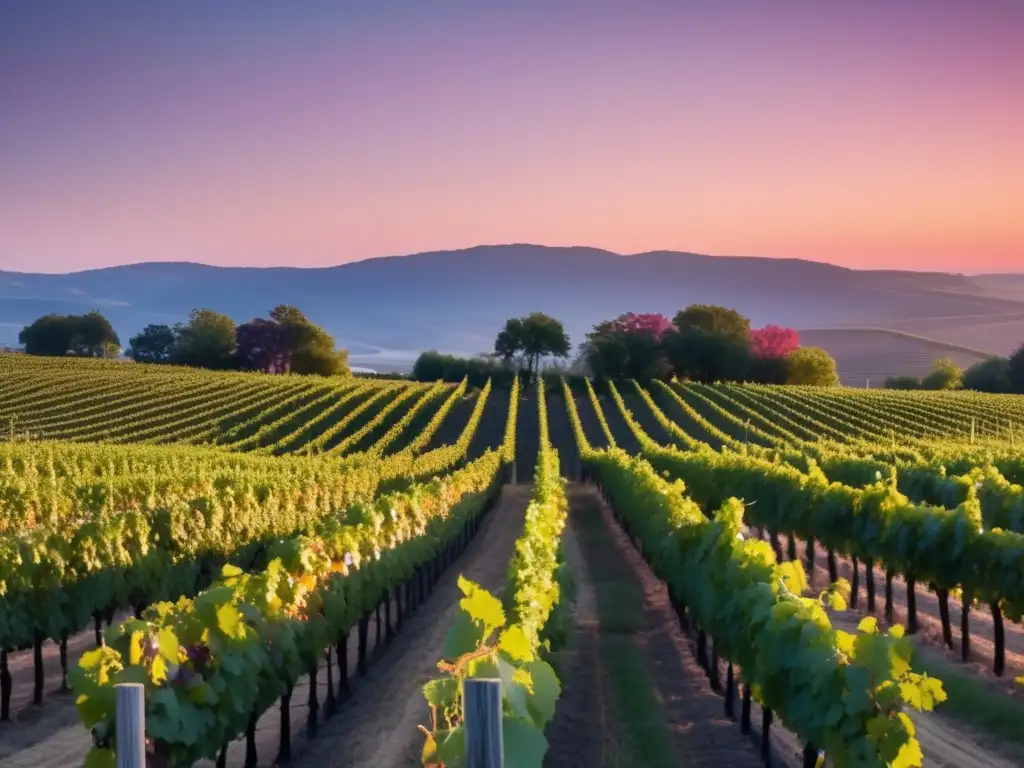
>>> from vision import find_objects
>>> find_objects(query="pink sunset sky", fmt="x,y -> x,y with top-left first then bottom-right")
0,1 -> 1021,274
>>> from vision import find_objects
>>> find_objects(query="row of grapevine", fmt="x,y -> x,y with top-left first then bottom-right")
561,381 -> 944,767
0,355 -> 466,456
420,375 -> 567,767
73,449 -> 508,767
771,445 -> 1024,534
635,378 -> 1024,540
606,380 -> 1024,673
0,378 -> 499,716
67,377 -> 522,766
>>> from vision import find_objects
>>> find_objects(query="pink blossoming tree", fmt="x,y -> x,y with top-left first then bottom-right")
750,325 -> 800,358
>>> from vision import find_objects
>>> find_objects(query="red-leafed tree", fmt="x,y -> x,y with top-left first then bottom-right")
582,312 -> 674,381
236,317 -> 288,373
750,325 -> 800,358
595,312 -> 674,340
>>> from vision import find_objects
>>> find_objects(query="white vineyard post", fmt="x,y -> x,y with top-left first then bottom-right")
464,678 -> 504,768
115,682 -> 146,768
971,417 -> 976,444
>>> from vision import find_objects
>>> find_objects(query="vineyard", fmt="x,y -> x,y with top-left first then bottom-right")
2,354 -> 1024,767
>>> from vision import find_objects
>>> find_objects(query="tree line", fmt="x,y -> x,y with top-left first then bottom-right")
886,349 -> 1024,394
413,304 -> 840,387
17,312 -> 121,358
577,306 -> 837,385
18,306 -> 349,376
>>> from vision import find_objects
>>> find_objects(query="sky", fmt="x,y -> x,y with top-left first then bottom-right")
0,1 -> 1022,274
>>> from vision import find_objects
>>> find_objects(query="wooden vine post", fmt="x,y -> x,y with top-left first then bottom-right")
464,678 -> 504,768
115,682 -> 146,768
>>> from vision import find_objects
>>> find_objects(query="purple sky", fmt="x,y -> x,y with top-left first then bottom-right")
1,1 -> 1022,273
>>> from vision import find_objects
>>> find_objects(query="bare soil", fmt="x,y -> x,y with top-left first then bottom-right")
541,494 -> 616,768
0,485 -> 531,768
569,387 -> 611,451
795,537 -> 1024,685
550,485 -> 771,768
296,485 -> 529,768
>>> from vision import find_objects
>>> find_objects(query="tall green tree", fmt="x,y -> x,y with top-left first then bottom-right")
962,358 -> 1011,393
673,304 -> 752,341
270,304 -> 348,376
128,324 -> 177,364
19,312 -> 119,357
494,312 -> 570,383
19,314 -> 75,356
234,305 -> 348,376
173,309 -> 237,370
662,327 -> 752,383
1010,344 -> 1024,394
71,312 -> 120,357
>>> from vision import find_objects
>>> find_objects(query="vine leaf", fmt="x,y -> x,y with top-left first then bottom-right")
498,626 -> 533,663
458,576 -> 506,637
83,747 -> 116,768
524,660 -> 560,726
443,610 -> 484,659
502,717 -> 547,768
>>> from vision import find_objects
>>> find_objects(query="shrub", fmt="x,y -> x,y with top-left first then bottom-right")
920,358 -> 962,390
785,347 -> 839,386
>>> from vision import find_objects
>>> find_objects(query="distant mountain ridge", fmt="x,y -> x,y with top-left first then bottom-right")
2,245 -> 1022,369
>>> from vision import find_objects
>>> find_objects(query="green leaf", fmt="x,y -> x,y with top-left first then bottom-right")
436,726 -> 467,766
423,677 -> 459,709
147,687 -> 183,743
113,666 -> 150,688
187,678 -> 219,706
497,657 -> 532,722
444,610 -> 485,659
83,747 -> 116,768
75,685 -> 117,730
502,716 -> 548,768
525,660 -> 561,726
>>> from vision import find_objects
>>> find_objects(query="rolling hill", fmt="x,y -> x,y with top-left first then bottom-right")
1,245 -> 1022,373
795,329 -> 996,386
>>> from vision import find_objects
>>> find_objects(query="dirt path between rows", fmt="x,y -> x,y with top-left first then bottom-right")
549,485 -> 771,768
0,485 -> 530,768
798,538 -> 1024,682
298,484 -> 530,768
542,491 -> 612,768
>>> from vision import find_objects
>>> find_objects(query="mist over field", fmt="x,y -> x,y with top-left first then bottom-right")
3,245 -> 1023,373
